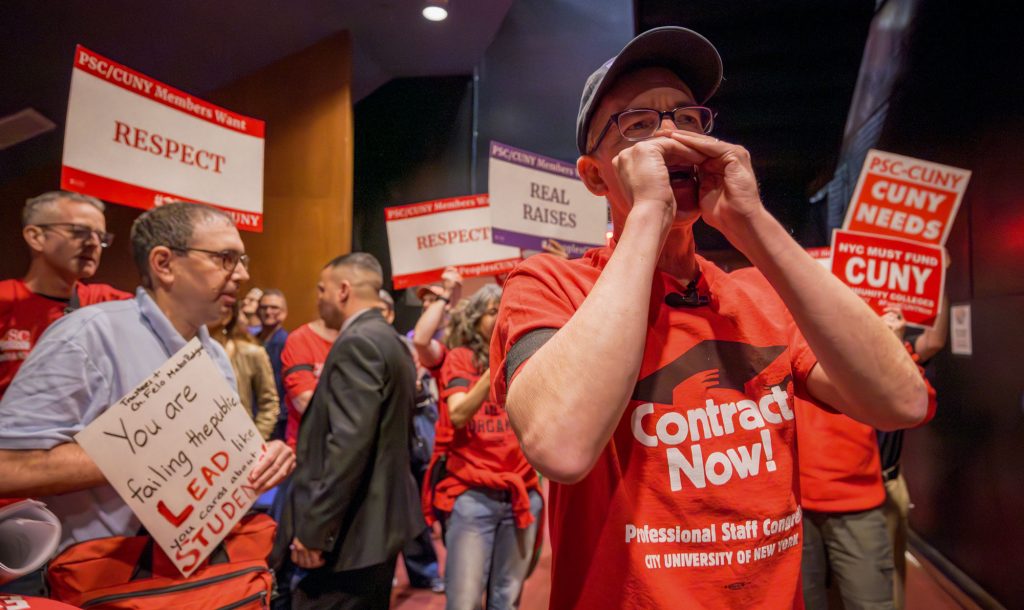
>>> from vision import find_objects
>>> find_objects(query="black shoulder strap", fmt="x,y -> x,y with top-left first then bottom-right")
63,285 -> 82,315
505,328 -> 557,388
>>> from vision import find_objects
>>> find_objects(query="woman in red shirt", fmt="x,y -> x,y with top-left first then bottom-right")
425,284 -> 541,610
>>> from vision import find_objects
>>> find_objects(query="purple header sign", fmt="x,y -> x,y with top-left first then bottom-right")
487,141 -> 607,256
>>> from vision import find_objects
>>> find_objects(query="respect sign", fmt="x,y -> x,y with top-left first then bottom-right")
75,339 -> 266,576
62,45 -> 265,231
385,194 -> 521,289
842,149 -> 970,245
830,230 -> 944,326
488,141 -> 607,258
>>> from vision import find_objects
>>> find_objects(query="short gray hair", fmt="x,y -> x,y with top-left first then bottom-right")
130,201 -> 234,286
260,288 -> 287,307
377,289 -> 395,310
23,191 -> 105,226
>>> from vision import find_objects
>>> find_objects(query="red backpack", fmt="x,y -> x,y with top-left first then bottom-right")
46,513 -> 275,609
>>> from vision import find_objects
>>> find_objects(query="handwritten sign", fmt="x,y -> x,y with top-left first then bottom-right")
62,45 -> 265,231
385,194 -> 521,289
842,149 -> 970,245
75,339 -> 265,576
830,230 -> 944,327
488,141 -> 607,258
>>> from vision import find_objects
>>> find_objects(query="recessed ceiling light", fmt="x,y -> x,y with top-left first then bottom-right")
423,0 -> 448,21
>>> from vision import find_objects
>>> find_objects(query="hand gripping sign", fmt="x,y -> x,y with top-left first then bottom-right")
830,230 -> 944,327
842,149 -> 971,246
62,45 -> 265,231
385,194 -> 522,289
75,339 -> 266,576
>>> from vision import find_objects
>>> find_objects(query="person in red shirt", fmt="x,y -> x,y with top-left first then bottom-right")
796,397 -> 891,610
425,284 -> 541,610
280,322 -> 336,450
1,190 -> 130,398
797,307 -> 939,610
490,27 -> 929,610
411,265 -> 463,376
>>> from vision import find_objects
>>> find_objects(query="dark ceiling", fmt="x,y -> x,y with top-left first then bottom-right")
637,0 -> 876,247
0,0 -> 513,184
1,0 -> 873,249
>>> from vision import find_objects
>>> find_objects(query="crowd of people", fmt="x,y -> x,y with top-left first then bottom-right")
0,25 -> 949,610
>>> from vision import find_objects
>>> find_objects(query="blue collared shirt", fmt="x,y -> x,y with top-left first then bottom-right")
0,287 -> 235,549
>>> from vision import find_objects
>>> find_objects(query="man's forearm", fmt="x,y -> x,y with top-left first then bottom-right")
413,301 -> 447,368
413,301 -> 446,348
728,210 -> 927,427
449,376 -> 489,428
0,443 -> 107,497
507,206 -> 665,483
292,390 -> 313,416
915,293 -> 949,361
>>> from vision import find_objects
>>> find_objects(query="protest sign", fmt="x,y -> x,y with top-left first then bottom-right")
805,247 -> 832,270
488,141 -> 607,258
75,339 -> 265,576
842,149 -> 970,245
62,45 -> 265,231
830,230 -> 944,327
385,194 -> 521,289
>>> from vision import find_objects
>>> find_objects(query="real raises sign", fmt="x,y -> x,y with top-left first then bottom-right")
488,141 -> 607,258
62,45 -> 265,231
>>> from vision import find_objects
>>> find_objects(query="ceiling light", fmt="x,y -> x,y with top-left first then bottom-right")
422,0 -> 448,21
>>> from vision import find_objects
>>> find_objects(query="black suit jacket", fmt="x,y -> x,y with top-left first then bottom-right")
285,308 -> 423,572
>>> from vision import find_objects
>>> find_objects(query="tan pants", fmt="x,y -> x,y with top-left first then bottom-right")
882,474 -> 910,610
801,507 -> 895,610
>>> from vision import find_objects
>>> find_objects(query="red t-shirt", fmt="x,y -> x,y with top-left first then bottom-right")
0,279 -> 130,398
281,323 -> 334,450
490,247 -> 818,610
424,347 -> 538,527
795,397 -> 884,513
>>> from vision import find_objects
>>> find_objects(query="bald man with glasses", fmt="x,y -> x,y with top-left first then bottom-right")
0,191 -> 130,399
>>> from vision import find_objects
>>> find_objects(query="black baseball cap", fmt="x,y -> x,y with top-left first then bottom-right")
576,27 -> 723,155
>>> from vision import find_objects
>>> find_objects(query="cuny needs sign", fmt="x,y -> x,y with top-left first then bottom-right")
830,230 -> 943,326
75,340 -> 266,576
62,46 -> 265,231
843,149 -> 970,245
385,195 -> 521,289
488,141 -> 607,258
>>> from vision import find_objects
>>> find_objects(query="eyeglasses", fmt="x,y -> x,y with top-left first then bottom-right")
34,223 -> 114,248
170,247 -> 250,271
588,105 -> 715,154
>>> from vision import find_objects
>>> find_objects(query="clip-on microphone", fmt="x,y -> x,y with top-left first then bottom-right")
664,272 -> 709,308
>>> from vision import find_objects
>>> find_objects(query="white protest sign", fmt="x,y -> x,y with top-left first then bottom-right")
842,149 -> 971,246
950,303 -> 972,356
75,339 -> 265,576
488,141 -> 607,258
62,45 -> 265,231
385,194 -> 521,289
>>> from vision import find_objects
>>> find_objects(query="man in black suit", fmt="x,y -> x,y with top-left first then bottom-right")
286,252 -> 423,609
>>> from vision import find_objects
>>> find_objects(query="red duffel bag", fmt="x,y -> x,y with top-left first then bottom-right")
46,513 -> 275,609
